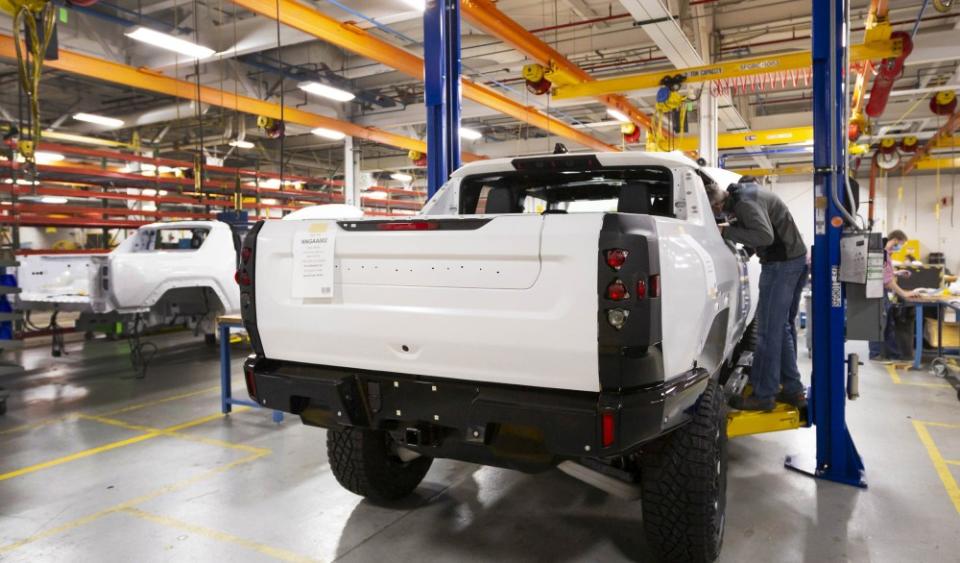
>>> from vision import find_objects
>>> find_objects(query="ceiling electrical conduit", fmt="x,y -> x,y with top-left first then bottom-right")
0,34 -> 484,161
227,0 -> 618,152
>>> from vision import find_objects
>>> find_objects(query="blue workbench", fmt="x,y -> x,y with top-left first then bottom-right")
218,315 -> 283,423
908,298 -> 960,370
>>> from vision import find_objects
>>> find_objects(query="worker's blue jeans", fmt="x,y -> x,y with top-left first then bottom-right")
752,255 -> 808,400
868,293 -> 902,359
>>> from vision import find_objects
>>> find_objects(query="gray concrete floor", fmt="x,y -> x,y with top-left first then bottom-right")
1,331 -> 959,563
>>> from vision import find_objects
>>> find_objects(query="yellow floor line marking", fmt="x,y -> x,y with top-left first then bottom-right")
97,385 -> 220,417
0,385 -> 221,437
0,451 -> 267,555
917,420 -> 960,430
121,507 -> 321,563
884,364 -> 952,388
0,409 -> 258,482
946,460 -> 960,467
79,413 -> 269,455
912,420 -> 960,516
0,432 -> 161,482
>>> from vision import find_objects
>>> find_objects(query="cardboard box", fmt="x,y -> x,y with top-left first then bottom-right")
925,318 -> 960,348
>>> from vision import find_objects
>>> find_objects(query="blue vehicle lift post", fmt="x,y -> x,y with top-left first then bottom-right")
785,0 -> 866,488
424,0 -> 462,197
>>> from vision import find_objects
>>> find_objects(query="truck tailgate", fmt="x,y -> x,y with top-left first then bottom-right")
254,214 -> 603,392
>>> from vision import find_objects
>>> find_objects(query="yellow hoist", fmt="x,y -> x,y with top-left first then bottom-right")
3,0 -> 56,167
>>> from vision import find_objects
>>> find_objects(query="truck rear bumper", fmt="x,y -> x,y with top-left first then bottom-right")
245,357 -> 710,472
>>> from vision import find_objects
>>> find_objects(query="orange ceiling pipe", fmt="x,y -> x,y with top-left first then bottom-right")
0,35 -> 485,162
229,0 -> 618,152
461,0 -> 656,133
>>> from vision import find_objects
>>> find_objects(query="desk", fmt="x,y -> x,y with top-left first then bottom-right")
907,297 -> 960,370
217,315 -> 283,423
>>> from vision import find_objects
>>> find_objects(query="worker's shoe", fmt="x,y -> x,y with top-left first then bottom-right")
776,390 -> 808,410
728,394 -> 776,412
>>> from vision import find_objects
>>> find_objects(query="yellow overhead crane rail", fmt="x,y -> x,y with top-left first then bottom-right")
0,34 -> 485,162
552,39 -> 903,100
229,0 -> 619,153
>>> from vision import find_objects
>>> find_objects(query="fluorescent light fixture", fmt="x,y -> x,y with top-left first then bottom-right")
298,81 -> 355,102
261,178 -> 282,189
460,127 -> 482,140
399,0 -> 425,11
311,127 -> 347,140
73,112 -> 125,128
390,172 -> 413,182
41,196 -> 68,204
142,189 -> 158,196
365,191 -> 389,200
4,178 -> 38,185
125,26 -> 215,60
606,108 -> 631,123
229,139 -> 255,149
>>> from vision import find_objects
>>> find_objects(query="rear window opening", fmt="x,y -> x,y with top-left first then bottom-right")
131,227 -> 210,252
459,166 -> 674,217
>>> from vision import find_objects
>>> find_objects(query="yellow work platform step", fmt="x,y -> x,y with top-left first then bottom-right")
727,402 -> 805,438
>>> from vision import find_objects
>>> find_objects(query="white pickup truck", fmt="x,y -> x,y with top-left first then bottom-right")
18,220 -> 241,341
239,152 -> 758,563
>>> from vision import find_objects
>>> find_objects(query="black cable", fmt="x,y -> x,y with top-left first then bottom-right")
126,313 -> 158,379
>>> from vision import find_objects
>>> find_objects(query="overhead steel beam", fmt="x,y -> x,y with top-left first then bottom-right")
903,111 -> 960,173
461,0 -> 655,132
0,34 -> 484,161
229,0 -> 618,152
552,41 -> 902,100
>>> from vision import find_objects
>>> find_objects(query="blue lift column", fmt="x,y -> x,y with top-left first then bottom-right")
424,0 -> 462,197
786,0 -> 866,488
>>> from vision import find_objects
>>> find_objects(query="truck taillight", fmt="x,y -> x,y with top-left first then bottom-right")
636,279 -> 646,299
601,410 -> 615,447
235,270 -> 251,286
241,246 -> 252,263
650,274 -> 661,298
605,249 -> 628,270
606,279 -> 628,301
377,221 -> 438,231
243,357 -> 258,400
606,308 -> 628,330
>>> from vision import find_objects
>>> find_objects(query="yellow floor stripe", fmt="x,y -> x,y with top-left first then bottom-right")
0,432 -> 160,482
917,420 -> 960,430
0,385 -> 220,437
912,421 -> 960,516
121,508 -> 320,563
946,460 -> 960,467
97,385 -> 220,417
79,413 -> 269,455
885,364 -> 952,388
0,451 -> 267,554
0,409 -> 259,482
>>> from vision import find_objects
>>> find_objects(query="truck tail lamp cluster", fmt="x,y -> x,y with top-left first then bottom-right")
605,248 -> 628,270
601,410 -> 616,448
635,274 -> 660,300
235,244 -> 253,286
606,279 -> 628,301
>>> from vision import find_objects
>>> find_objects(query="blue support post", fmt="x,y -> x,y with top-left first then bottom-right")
785,0 -> 865,488
424,0 -> 461,197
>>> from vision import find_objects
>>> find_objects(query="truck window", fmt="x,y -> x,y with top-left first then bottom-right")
136,228 -> 210,251
460,166 -> 674,216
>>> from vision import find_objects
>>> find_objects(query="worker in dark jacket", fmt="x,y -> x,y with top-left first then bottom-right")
706,177 -> 808,411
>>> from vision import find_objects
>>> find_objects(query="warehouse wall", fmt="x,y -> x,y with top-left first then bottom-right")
765,175 -> 885,253
886,172 -> 960,273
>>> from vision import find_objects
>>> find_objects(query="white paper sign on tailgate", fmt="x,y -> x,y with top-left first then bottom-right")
292,222 -> 336,298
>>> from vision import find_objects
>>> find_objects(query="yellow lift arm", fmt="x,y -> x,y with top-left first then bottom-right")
552,40 -> 902,100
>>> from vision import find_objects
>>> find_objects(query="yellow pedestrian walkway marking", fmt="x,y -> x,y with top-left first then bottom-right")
885,364 -> 952,388
79,413 -> 269,455
0,385 -> 219,437
0,408 -> 263,482
913,420 -> 960,516
0,450 -> 267,555
121,507 -> 321,563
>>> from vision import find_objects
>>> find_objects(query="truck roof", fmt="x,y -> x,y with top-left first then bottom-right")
450,150 -> 700,178
139,220 -> 228,230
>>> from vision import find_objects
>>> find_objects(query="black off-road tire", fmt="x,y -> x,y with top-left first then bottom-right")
326,426 -> 433,503
640,378 -> 728,563
742,319 -> 758,352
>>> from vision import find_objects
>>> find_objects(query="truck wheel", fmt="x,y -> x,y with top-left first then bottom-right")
326,426 -> 433,503
639,378 -> 727,563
